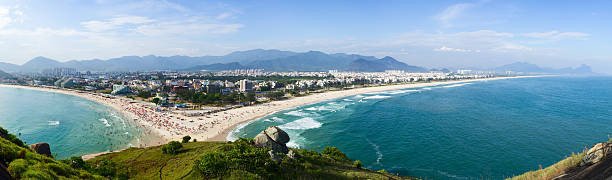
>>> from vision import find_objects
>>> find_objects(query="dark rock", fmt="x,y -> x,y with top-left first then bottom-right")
0,162 -> 11,180
29,143 -> 52,157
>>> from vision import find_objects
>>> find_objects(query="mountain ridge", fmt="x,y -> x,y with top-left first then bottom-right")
0,49 -> 427,73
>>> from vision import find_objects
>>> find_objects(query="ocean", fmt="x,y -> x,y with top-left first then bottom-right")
0,87 -> 146,159
229,76 -> 612,179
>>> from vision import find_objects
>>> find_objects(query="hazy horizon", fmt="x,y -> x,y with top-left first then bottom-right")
0,0 -> 610,72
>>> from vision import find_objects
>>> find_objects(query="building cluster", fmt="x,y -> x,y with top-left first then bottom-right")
11,69 -> 495,105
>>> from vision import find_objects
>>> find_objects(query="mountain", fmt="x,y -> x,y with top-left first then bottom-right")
182,62 -> 245,71
0,49 -> 425,72
0,62 -> 20,73
0,69 -> 12,78
494,62 -> 594,74
347,56 -> 428,72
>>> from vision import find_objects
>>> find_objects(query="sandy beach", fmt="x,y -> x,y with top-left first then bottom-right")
0,76 -> 537,156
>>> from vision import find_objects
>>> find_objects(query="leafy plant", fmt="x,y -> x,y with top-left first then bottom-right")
182,136 -> 191,143
162,141 -> 183,155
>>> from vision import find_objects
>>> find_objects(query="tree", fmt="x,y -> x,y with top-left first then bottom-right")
152,97 -> 160,105
321,146 -> 349,161
246,92 -> 256,103
182,136 -> 191,143
162,141 -> 183,155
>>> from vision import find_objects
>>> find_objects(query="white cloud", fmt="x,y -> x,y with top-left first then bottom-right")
522,31 -> 590,40
81,16 -> 155,32
0,7 -> 10,29
435,46 -> 480,53
435,0 -> 488,27
135,20 -> 243,36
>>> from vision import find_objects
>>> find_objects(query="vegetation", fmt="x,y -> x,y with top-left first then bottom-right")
508,152 -> 584,180
354,160 -> 362,169
161,141 -> 183,155
88,138 -> 414,179
2,125 -> 411,179
0,127 -> 105,179
182,136 -> 192,143
0,127 -> 26,148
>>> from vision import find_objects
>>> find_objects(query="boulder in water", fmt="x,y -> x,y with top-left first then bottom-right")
29,143 -> 52,158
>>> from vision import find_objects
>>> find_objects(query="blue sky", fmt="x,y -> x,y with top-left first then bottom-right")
0,0 -> 610,72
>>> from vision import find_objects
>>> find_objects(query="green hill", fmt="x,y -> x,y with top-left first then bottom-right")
1,126 -> 414,179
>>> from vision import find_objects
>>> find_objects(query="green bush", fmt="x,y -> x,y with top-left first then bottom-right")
92,160 -> 117,177
162,141 -> 183,155
193,138 -> 273,178
321,146 -> 349,161
182,136 -> 191,143
7,159 -> 28,178
0,127 -> 26,147
193,139 -> 197,142
354,160 -> 362,168
195,152 -> 228,177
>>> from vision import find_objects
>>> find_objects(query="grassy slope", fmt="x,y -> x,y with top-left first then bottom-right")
88,141 -> 414,180
508,152 -> 584,180
0,135 -> 104,179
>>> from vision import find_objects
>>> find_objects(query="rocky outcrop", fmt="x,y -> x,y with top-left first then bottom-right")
580,143 -> 612,166
29,143 -> 52,157
254,126 -> 290,161
554,143 -> 612,180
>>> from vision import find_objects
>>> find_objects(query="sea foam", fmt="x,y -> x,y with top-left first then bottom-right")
48,121 -> 60,125
363,95 -> 391,99
278,117 -> 322,130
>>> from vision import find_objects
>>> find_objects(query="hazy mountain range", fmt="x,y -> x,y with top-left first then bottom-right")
0,49 -> 593,74
0,49 -> 428,73
0,69 -> 12,78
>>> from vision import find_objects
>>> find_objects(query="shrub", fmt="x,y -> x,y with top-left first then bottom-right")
92,160 -> 117,177
321,146 -> 349,161
195,152 -> 228,177
162,141 -> 183,155
8,159 -> 28,178
354,160 -> 362,169
0,127 -> 26,147
193,138 -> 273,178
377,169 -> 387,174
69,156 -> 86,169
193,139 -> 197,142
182,136 -> 191,143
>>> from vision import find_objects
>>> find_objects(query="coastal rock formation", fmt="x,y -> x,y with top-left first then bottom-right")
553,143 -> 612,180
254,126 -> 290,161
29,143 -> 52,157
580,143 -> 612,166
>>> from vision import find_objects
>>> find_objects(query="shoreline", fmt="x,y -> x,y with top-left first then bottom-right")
0,75 -> 538,159
210,75 -> 540,141
0,84 -> 168,147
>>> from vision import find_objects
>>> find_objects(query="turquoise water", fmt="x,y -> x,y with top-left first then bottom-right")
0,87 -> 147,159
230,76 -> 612,179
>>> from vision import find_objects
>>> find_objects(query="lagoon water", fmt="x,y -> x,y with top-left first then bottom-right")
0,87 -> 146,159
230,76 -> 612,179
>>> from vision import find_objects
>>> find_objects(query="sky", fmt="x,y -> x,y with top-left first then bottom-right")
0,0 -> 611,72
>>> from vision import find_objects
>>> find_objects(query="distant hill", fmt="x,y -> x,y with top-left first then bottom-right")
494,62 -> 594,74
0,49 -> 427,72
0,69 -> 12,78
